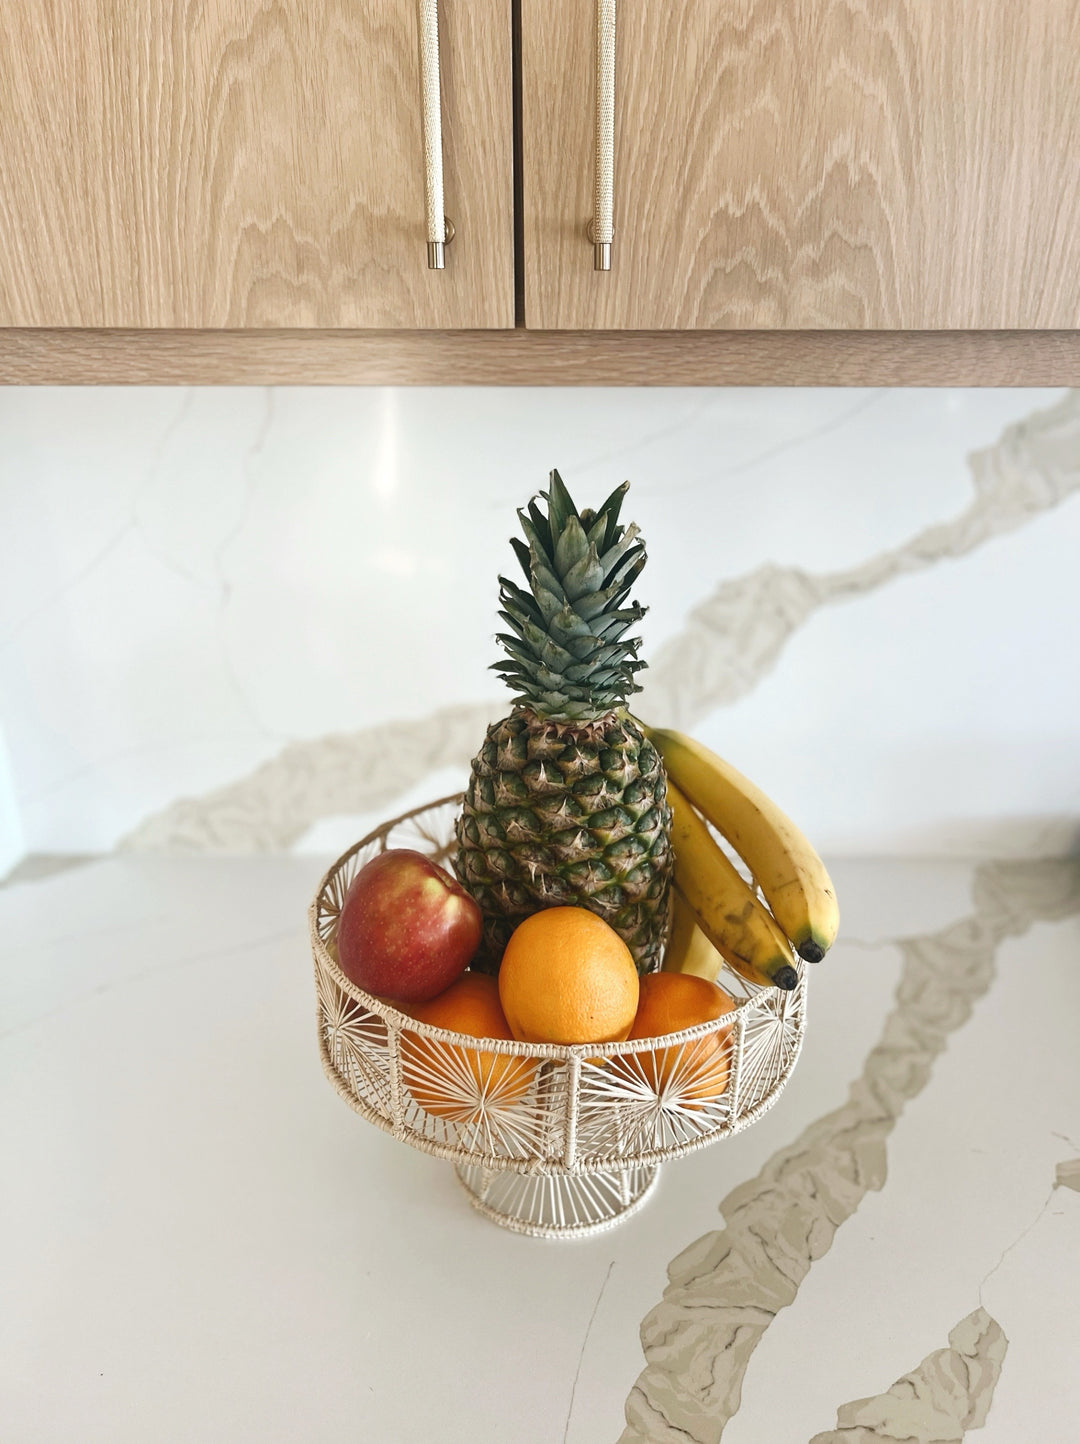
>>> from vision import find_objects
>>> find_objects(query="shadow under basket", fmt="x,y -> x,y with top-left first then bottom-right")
309,795 -> 807,1239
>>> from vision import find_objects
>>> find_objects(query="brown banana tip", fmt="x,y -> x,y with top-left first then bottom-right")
775,964 -> 799,991
798,939 -> 826,964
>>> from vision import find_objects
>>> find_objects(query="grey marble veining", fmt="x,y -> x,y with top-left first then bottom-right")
117,392 -> 1080,855
1055,1158 -> 1080,1194
808,1308 -> 1007,1444
618,858 -> 1080,1444
639,390 -> 1080,725
119,703 -> 491,852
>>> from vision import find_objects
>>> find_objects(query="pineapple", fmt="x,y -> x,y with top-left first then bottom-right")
455,471 -> 673,974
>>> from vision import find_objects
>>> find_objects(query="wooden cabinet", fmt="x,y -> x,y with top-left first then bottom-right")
0,1 -> 514,328
3,1 -> 1080,383
522,0 -> 1080,331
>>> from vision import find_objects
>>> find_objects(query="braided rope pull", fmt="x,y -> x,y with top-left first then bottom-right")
419,0 -> 452,268
593,0 -> 616,270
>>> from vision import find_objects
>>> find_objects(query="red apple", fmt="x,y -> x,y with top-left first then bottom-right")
335,849 -> 482,1004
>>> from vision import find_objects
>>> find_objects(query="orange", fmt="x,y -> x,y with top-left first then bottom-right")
616,972 -> 735,1105
400,973 -> 536,1120
498,907 -> 639,1046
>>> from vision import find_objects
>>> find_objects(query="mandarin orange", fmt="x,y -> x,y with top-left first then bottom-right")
400,972 -> 535,1120
617,972 -> 735,1104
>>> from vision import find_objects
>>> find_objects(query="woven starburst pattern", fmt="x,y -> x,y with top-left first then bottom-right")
310,796 -> 807,1236
317,967 -> 392,1120
398,1035 -> 551,1161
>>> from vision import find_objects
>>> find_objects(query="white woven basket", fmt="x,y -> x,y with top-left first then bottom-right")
309,796 -> 807,1238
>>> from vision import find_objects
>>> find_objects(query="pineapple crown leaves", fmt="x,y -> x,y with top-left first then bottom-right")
491,469 -> 649,721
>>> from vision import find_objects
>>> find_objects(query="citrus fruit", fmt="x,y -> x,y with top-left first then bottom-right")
617,972 -> 735,1105
498,907 -> 639,1046
400,972 -> 535,1120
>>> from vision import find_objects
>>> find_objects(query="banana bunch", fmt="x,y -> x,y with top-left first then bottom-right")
648,727 -> 839,992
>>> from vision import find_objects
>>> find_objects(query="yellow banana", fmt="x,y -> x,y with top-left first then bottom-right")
650,727 -> 839,963
667,781 -> 798,991
662,885 -> 725,982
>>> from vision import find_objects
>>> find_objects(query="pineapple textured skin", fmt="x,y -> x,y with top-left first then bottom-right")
455,708 -> 673,974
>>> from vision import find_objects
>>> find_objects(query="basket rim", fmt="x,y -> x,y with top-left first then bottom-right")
315,1013 -> 803,1175
308,793 -> 803,1059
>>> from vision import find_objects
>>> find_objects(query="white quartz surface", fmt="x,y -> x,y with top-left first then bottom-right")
4,386 -> 1080,871
3,855 -> 1077,1442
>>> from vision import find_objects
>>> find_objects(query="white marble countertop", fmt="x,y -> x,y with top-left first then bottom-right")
2,854 -> 1078,1443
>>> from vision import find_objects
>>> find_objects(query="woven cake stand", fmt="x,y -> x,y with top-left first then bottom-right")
309,796 -> 807,1239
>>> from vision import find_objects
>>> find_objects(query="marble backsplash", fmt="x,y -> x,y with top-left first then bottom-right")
2,385 -> 1079,875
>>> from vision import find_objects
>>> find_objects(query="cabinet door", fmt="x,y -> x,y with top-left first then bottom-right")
522,1 -> 1080,330
0,2 -> 513,328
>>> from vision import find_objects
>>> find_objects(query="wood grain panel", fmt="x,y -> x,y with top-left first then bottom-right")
3,327 -> 1080,385
522,1 -> 1080,330
0,2 -> 513,327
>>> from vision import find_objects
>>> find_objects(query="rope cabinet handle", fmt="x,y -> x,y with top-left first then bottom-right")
419,0 -> 454,268
592,0 -> 616,270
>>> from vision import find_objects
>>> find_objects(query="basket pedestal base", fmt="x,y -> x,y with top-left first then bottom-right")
455,1161 -> 661,1238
